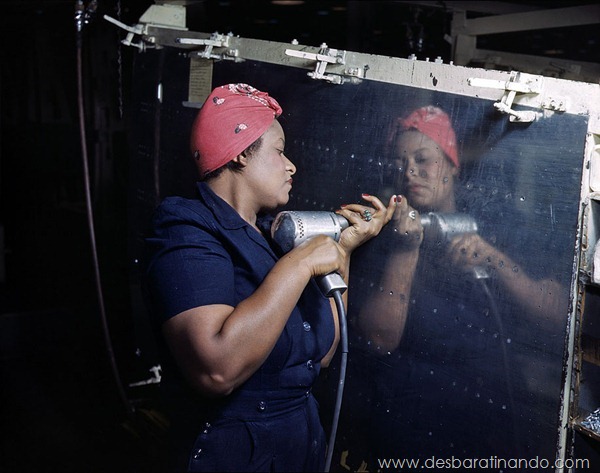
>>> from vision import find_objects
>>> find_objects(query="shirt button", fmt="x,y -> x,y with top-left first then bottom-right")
257,401 -> 267,412
306,360 -> 314,370
303,321 -> 311,332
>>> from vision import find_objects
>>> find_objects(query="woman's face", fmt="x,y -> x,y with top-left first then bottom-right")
392,129 -> 458,213
244,120 -> 296,210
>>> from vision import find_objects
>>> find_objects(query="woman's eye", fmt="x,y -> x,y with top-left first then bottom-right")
415,154 -> 428,165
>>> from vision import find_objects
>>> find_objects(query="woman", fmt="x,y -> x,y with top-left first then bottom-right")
145,83 -> 396,472
352,105 -> 566,464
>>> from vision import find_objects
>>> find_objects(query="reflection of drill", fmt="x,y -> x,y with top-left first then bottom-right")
420,212 -> 478,246
271,210 -> 349,296
420,212 -> 489,279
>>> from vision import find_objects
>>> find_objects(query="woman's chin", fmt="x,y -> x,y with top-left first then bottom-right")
279,193 -> 291,207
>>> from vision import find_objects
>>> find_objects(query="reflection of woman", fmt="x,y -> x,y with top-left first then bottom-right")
353,106 -> 566,462
359,106 -> 564,352
144,83 -> 396,472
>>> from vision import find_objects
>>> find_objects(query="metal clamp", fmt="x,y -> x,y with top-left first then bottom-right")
180,33 -> 239,60
468,71 -> 542,122
286,43 -> 356,84
103,15 -> 152,51
104,4 -> 187,52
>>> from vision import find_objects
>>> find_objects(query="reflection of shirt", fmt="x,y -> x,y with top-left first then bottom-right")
351,243 -> 536,462
361,250 -> 522,461
401,250 -> 507,368
144,181 -> 335,462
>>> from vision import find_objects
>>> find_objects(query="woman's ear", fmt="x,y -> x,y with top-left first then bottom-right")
231,153 -> 249,168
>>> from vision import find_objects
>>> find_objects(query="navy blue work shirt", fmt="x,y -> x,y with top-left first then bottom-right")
145,181 -> 335,471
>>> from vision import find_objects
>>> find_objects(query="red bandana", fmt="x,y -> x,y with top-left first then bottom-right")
397,106 -> 459,168
190,83 -> 283,176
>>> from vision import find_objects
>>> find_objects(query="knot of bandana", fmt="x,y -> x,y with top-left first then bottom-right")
397,106 -> 459,168
190,83 -> 283,176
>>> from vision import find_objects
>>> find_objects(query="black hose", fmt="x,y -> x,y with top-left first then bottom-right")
76,7 -> 133,417
325,289 -> 348,472
477,277 -> 518,450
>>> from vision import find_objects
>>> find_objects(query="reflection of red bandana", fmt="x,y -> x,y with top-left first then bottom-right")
190,83 -> 283,176
397,106 -> 459,168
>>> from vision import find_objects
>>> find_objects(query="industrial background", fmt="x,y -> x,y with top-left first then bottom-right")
1,1 -> 599,472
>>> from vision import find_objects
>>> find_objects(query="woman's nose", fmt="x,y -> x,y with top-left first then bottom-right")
286,157 -> 296,175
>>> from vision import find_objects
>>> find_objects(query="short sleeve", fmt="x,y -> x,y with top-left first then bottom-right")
145,202 -> 235,323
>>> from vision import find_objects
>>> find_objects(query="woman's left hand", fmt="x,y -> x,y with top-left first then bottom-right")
335,193 -> 398,253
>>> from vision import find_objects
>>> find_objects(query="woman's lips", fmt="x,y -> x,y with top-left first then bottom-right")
408,184 -> 425,194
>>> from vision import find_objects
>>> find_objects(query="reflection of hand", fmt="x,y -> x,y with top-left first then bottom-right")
387,195 -> 423,250
446,232 -> 566,325
446,233 -> 502,274
335,193 -> 397,253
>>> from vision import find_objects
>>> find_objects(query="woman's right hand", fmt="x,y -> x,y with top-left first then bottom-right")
389,195 -> 424,250
285,234 -> 347,280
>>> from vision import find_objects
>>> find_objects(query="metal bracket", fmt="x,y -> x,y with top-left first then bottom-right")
104,15 -> 153,51
103,4 -> 187,52
179,33 -> 240,61
468,71 -> 542,122
128,365 -> 162,387
286,43 -> 360,85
